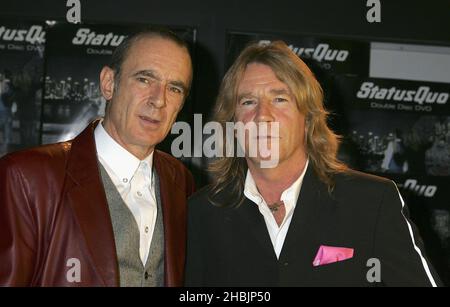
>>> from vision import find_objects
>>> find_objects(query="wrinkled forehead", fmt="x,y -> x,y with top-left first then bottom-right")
128,36 -> 192,77
239,63 -> 288,87
237,62 -> 298,98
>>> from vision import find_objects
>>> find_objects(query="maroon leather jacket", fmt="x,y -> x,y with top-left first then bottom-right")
0,121 -> 195,286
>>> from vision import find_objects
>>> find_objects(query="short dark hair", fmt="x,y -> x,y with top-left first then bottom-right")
109,26 -> 192,87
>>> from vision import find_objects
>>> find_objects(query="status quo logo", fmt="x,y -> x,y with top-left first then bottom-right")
0,25 -> 45,44
356,82 -> 449,105
72,28 -> 126,47
259,40 -> 350,62
398,179 -> 437,198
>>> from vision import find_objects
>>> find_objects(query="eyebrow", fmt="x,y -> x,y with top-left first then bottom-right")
237,88 -> 291,101
269,88 -> 291,96
132,69 -> 189,93
236,92 -> 256,102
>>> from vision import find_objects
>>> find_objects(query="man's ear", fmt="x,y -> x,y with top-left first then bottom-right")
100,66 -> 116,100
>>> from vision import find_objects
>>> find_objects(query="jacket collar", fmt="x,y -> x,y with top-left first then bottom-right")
65,120 -> 119,286
278,164 -> 338,263
153,152 -> 187,286
94,121 -> 154,184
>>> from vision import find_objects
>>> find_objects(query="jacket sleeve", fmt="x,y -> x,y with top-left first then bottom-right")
373,180 -> 443,286
0,155 -> 37,286
184,197 -> 205,286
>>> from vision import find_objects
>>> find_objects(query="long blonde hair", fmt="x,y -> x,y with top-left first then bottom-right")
208,41 -> 347,207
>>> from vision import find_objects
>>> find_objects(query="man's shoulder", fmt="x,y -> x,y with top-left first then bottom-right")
155,150 -> 187,170
335,168 -> 393,190
154,150 -> 194,178
189,185 -> 213,204
154,150 -> 195,194
188,183 -> 237,214
0,141 -> 72,174
332,168 -> 397,206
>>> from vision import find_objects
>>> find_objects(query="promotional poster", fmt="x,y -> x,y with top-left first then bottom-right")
0,20 -> 45,157
332,75 -> 450,282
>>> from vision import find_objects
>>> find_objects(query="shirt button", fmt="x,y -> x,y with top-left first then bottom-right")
144,271 -> 149,280
137,191 -> 142,197
145,226 -> 149,233
122,178 -> 128,183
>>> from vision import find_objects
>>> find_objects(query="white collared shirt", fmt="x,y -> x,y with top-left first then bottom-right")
94,122 -> 157,265
244,159 -> 309,259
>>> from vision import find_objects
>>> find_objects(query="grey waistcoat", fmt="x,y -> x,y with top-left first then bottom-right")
99,163 -> 165,287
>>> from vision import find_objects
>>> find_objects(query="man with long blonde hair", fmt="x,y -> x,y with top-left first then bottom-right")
185,41 -> 441,286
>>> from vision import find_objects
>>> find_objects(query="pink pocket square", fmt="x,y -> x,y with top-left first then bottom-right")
312,245 -> 354,267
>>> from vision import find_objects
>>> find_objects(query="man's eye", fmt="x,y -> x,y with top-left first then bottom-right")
241,100 -> 255,106
274,97 -> 288,103
169,86 -> 183,94
137,77 -> 149,84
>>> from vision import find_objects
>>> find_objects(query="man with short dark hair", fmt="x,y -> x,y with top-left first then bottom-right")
0,27 -> 195,286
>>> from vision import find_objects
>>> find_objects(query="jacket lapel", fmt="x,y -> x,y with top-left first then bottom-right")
219,164 -> 338,263
65,121 -> 119,286
279,165 -> 338,267
234,198 -> 278,261
154,152 -> 186,287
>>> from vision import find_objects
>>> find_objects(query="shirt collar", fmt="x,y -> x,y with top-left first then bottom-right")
244,159 -> 309,207
94,120 -> 154,183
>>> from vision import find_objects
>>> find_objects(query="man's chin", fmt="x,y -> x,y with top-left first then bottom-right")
132,134 -> 161,149
246,154 -> 281,169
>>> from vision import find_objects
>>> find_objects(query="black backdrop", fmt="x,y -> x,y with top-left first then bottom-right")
3,0 -> 449,125
1,0 -> 450,285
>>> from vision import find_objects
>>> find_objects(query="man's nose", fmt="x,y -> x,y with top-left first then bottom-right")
255,100 -> 275,123
147,81 -> 166,108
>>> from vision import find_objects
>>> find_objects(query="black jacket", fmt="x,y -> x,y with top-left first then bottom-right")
185,165 -> 442,286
